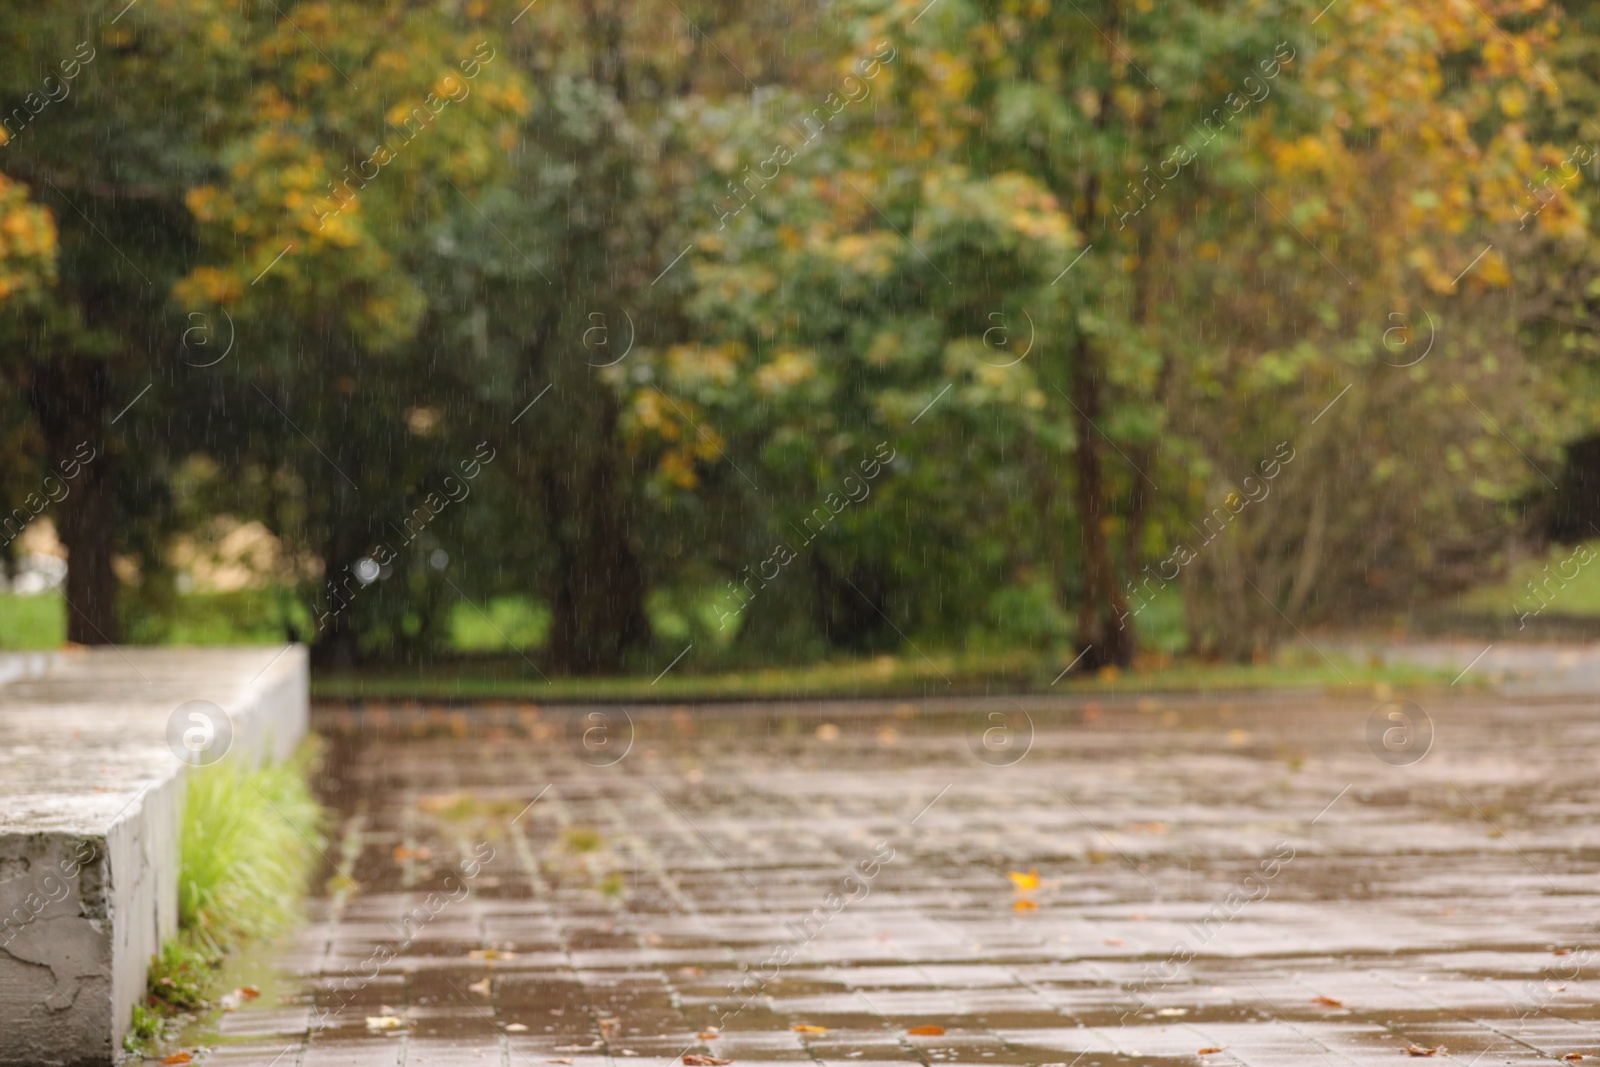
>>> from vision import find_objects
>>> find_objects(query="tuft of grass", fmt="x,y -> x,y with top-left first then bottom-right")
127,743 -> 325,1054
124,1004 -> 162,1052
178,742 -> 325,957
146,938 -> 213,1011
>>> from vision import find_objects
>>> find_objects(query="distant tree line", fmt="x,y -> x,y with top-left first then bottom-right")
1,0 -> 1597,672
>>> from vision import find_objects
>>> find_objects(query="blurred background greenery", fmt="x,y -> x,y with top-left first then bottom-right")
3,0 -> 1600,690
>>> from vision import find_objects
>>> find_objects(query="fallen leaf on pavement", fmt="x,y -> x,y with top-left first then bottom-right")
548,1059 -> 573,1064
683,1055 -> 732,1065
366,1015 -> 406,1031
907,1026 -> 945,1036
1197,1049 -> 1226,1056
699,1031 -> 719,1039
1157,1008 -> 1188,1017
1312,997 -> 1344,1008
1563,1055 -> 1582,1062
1008,869 -> 1040,892
792,1025 -> 828,1033
470,948 -> 517,960
392,845 -> 433,861
468,978 -> 491,995
506,1024 -> 529,1033
1403,1046 -> 1441,1057
239,985 -> 261,1000
1014,899 -> 1038,912
161,1054 -> 192,1066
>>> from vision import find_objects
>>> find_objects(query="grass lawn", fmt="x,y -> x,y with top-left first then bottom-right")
308,645 -> 1462,703
0,592 -> 65,648
1454,539 -> 1600,618
0,583 -> 1503,703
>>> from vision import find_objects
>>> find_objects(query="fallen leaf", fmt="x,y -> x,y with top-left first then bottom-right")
1008,869 -> 1041,892
1157,1008 -> 1188,1017
683,1055 -> 732,1065
548,1059 -> 573,1064
506,1023 -> 529,1033
907,1026 -> 945,1036
162,1055 -> 193,1066
1555,949 -> 1572,956
1563,1056 -> 1582,1062
239,985 -> 260,1000
470,948 -> 517,960
1198,1049 -> 1226,1056
1403,1046 -> 1441,1057
622,1051 -> 639,1057
1312,997 -> 1344,1008
677,966 -> 704,977
366,1015 -> 406,1031
1014,899 -> 1038,912
699,1031 -> 719,1040
468,978 -> 492,995
392,845 -> 433,861
792,1025 -> 828,1033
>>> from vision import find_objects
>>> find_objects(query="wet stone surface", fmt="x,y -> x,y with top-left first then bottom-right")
196,694 -> 1600,1067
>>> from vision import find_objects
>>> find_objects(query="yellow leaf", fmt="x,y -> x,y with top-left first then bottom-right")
1007,868 -> 1040,891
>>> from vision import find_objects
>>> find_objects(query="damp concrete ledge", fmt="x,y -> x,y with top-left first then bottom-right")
0,647 -> 308,1067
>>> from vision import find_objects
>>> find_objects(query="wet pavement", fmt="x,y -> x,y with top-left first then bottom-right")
193,691 -> 1600,1067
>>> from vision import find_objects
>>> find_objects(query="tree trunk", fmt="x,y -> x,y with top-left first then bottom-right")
538,420 -> 651,673
1070,332 -> 1133,669
310,524 -> 365,669
810,556 -> 892,653
28,357 -> 121,644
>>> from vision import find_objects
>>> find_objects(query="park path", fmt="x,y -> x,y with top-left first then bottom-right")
191,685 -> 1600,1067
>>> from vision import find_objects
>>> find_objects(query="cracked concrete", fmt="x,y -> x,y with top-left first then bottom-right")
0,647 -> 308,1066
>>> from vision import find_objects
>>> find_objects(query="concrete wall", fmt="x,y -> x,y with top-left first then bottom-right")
0,647 -> 308,1066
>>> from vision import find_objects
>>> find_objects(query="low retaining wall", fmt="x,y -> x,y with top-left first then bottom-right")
0,647 -> 308,1067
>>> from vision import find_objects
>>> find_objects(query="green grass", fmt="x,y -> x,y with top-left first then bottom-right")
0,593 -> 64,649
126,741 -> 325,1053
125,588 -> 310,646
311,644 -> 1461,703
1455,539 -> 1600,618
177,742 -> 324,955
449,594 -> 550,651
0,589 -> 310,650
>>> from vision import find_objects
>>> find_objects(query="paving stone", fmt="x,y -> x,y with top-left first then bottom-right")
193,688 -> 1600,1067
